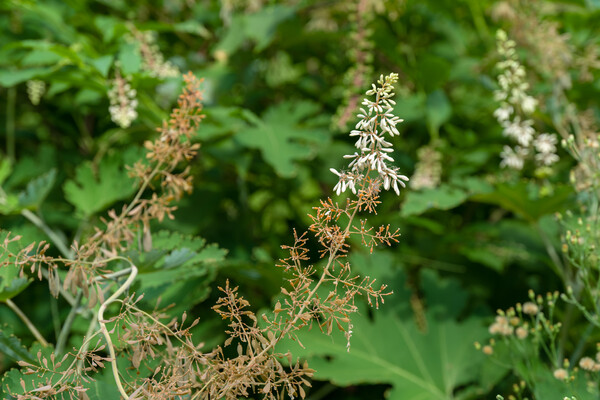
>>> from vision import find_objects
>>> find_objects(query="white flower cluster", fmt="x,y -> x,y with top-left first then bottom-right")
494,30 -> 559,170
108,73 -> 138,129
330,73 -> 409,195
26,80 -> 45,105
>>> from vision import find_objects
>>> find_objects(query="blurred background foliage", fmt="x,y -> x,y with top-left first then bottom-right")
0,0 -> 599,398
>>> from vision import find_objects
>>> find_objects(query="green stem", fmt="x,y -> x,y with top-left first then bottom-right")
50,295 -> 61,342
6,86 -> 16,162
4,299 -> 49,347
535,222 -> 565,281
55,291 -> 83,356
21,209 -> 73,259
466,0 -> 488,39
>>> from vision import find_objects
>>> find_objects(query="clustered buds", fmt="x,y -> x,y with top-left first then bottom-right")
129,28 -> 180,79
494,30 -> 559,171
108,69 -> 138,128
26,79 -> 45,105
330,73 -> 408,195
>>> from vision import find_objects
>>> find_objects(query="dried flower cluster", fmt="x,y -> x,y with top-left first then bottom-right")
494,29 -> 559,171
331,73 -> 408,195
108,69 -> 138,128
1,72 -> 205,399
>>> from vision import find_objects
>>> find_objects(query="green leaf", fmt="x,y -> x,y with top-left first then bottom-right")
279,306 -> 489,400
426,90 -> 452,135
17,169 -> 56,210
136,230 -> 227,289
63,150 -> 139,216
0,67 -> 53,87
0,231 -> 33,301
0,327 -> 34,364
0,159 -> 12,186
471,182 -> 573,222
94,15 -> 120,43
245,5 -> 296,51
133,230 -> 227,311
235,100 -> 329,177
401,185 -> 468,217
89,55 -> 114,77
117,43 -> 141,74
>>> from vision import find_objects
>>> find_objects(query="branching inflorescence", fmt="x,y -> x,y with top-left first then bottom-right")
203,73 -> 408,399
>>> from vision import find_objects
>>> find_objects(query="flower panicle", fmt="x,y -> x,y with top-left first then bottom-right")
493,29 -> 560,172
331,73 -> 409,196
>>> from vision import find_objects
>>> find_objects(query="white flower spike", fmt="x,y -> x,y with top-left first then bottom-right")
331,73 -> 408,195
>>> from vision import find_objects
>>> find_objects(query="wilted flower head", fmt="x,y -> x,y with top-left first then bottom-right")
522,301 -> 539,315
330,73 -> 409,195
553,368 -> 569,380
579,356 -> 596,371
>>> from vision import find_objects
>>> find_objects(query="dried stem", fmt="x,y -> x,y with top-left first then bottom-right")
97,262 -> 138,399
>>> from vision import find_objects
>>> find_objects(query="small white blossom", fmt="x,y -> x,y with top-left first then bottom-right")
534,133 -> 558,154
493,104 -> 513,122
502,118 -> 535,147
535,151 -> 559,166
500,145 -> 528,170
521,95 -> 538,114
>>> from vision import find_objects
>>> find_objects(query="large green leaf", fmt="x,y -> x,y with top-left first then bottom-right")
63,150 -> 140,216
279,305 -> 489,400
275,253 -> 498,399
235,100 -> 330,178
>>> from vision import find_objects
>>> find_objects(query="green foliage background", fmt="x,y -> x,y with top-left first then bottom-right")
0,0 -> 599,398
